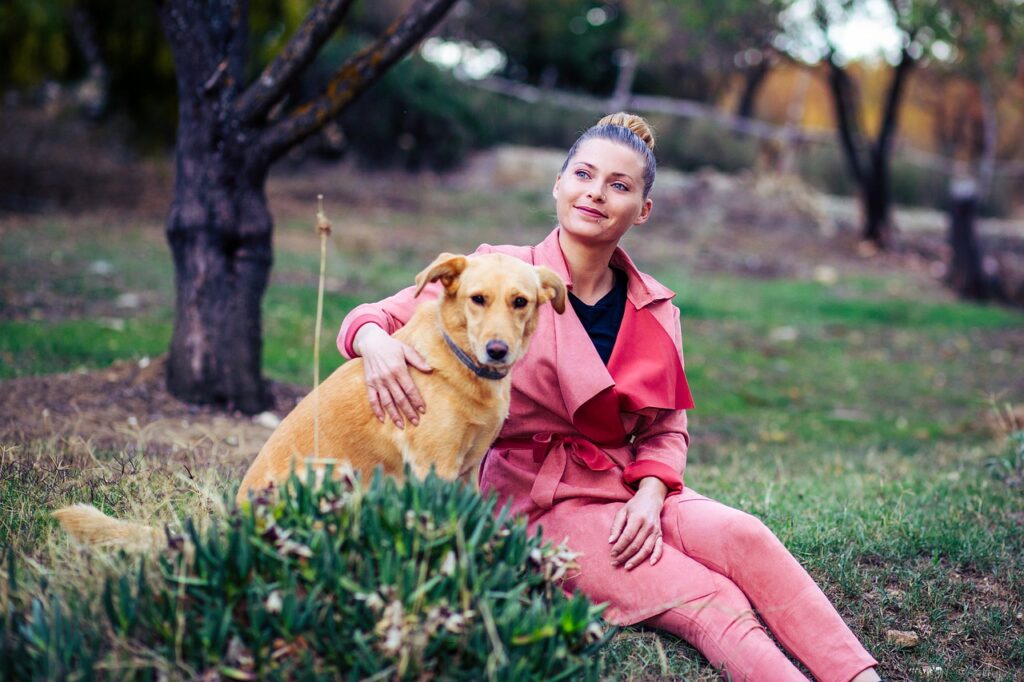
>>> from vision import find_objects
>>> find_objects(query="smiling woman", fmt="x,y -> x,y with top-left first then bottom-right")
339,113 -> 882,682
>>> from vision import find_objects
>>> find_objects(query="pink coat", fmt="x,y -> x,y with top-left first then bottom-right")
338,228 -> 718,624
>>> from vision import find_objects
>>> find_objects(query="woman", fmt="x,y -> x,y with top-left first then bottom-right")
337,113 -> 881,681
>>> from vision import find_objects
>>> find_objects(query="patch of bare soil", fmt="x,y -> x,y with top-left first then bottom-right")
0,356 -> 306,471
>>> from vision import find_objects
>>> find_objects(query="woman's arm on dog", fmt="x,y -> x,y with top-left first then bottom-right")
339,280 -> 437,428
338,282 -> 430,359
353,323 -> 432,428
338,244 -> 500,360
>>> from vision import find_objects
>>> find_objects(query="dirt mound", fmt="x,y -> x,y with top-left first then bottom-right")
0,356 -> 307,464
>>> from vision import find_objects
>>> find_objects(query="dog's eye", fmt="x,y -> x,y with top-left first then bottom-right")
471,294 -> 486,305
513,297 -> 528,309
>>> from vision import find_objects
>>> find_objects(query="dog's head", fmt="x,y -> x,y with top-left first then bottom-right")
414,252 -> 566,372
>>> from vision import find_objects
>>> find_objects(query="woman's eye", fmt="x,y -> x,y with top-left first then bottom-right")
471,294 -> 486,305
513,297 -> 528,309
574,169 -> 589,179
612,182 -> 628,191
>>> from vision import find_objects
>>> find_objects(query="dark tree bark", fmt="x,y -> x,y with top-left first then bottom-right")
947,178 -> 995,300
945,87 -> 1002,303
157,0 -> 458,413
824,45 -> 915,249
735,58 -> 770,119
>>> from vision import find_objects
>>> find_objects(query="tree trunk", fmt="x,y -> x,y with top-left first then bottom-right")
736,59 -> 770,119
862,148 -> 892,246
165,113 -> 273,414
823,45 -> 913,250
947,177 -> 993,301
156,0 -> 458,412
610,49 -> 637,111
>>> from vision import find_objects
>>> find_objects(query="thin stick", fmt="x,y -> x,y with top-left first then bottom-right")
314,194 -> 332,460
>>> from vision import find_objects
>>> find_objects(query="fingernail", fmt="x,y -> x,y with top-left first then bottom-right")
418,406 -> 426,414
410,418 -> 419,426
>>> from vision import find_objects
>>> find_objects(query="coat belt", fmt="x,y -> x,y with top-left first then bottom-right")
491,433 -> 621,510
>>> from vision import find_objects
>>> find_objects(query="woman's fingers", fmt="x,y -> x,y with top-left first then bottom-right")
361,338 -> 428,428
383,374 -> 420,425
366,385 -> 385,423
616,529 -> 649,565
608,507 -> 628,544
623,533 -> 659,570
404,346 -> 433,374
610,515 -> 644,559
392,363 -> 426,418
375,384 -> 405,428
650,535 -> 664,565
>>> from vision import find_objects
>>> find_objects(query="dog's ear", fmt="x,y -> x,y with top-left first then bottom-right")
414,253 -> 468,297
535,266 -> 567,314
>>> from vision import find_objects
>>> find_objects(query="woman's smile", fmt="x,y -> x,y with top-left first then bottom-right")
574,204 -> 608,219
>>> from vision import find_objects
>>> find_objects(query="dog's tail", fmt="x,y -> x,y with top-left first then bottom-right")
53,504 -> 164,551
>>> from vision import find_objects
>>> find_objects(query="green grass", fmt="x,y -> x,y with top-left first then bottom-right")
1,190 -> 1022,680
0,316 -> 172,379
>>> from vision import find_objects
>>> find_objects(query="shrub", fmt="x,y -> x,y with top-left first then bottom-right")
652,116 -> 759,174
1,470 -> 612,680
338,56 -> 487,172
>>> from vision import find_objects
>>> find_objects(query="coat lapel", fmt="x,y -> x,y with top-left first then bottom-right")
533,230 -> 616,423
533,229 -> 690,439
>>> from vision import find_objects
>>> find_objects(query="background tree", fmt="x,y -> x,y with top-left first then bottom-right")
621,0 -> 789,117
158,0 -> 458,413
926,0 -> 1022,301
446,0 -> 625,96
794,0 -> 947,248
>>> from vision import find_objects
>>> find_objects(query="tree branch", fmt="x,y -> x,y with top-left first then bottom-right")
258,0 -> 459,164
234,0 -> 360,124
156,0 -> 218,94
824,49 -> 867,189
224,0 -> 250,98
874,45 -> 915,160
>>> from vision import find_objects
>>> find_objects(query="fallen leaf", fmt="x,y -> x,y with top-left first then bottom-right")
886,629 -> 919,648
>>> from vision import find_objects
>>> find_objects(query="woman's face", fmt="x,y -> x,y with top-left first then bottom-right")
553,137 -> 653,249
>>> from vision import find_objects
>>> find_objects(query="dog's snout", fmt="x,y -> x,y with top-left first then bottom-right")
486,340 -> 509,361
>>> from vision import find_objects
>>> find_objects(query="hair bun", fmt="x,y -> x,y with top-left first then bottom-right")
597,112 -> 655,151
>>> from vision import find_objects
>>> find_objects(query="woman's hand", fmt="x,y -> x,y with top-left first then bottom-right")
609,477 -> 668,569
353,323 -> 432,428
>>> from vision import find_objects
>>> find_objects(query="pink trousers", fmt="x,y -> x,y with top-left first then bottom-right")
643,489 -> 878,682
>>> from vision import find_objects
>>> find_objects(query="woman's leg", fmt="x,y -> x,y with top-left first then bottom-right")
663,490 -> 878,682
645,571 -> 809,681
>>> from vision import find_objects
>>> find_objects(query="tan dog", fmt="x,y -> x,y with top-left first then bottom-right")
236,251 -> 566,504
55,252 -> 565,548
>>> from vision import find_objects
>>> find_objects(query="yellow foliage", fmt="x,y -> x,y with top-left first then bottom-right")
723,59 -> 1024,157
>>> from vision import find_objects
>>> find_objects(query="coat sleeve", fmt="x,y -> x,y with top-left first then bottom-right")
336,244 -> 498,359
337,282 -> 438,359
621,305 -> 691,493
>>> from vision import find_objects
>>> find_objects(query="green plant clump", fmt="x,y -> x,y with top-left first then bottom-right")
1,470 -> 612,680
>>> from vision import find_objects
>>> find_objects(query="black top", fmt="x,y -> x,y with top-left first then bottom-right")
569,268 -> 628,365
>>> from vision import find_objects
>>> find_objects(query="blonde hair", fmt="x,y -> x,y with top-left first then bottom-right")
561,112 -> 657,197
